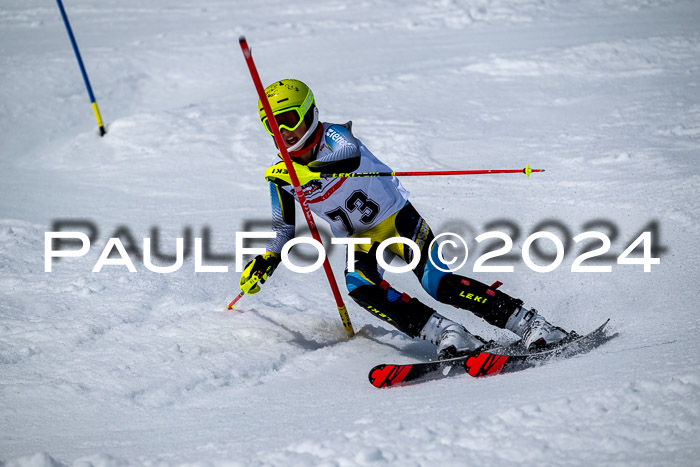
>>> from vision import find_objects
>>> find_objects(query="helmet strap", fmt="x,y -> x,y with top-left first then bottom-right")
288,120 -> 323,161
285,107 -> 319,153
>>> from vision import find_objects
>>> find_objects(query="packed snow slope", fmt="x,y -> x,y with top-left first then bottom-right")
1,0 -> 699,465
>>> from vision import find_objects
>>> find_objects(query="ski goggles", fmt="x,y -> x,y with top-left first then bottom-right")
261,107 -> 306,136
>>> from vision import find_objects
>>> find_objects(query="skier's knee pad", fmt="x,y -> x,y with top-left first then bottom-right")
348,283 -> 435,338
345,249 -> 383,290
435,274 -> 522,328
345,271 -> 375,293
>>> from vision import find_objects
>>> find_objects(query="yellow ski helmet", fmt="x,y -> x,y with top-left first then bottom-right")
258,79 -> 316,136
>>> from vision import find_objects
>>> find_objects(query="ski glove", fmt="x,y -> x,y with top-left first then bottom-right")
239,252 -> 281,295
264,160 -> 321,186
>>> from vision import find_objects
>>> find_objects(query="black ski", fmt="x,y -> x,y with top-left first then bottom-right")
369,319 -> 615,388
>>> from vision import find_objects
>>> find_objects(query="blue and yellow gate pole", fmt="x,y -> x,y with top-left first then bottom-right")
56,0 -> 106,136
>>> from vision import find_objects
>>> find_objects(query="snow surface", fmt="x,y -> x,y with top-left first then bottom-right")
1,0 -> 700,465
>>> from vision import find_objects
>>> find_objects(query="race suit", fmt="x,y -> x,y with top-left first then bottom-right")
265,122 -> 522,337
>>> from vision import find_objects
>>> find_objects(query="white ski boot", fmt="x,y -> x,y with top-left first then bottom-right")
505,306 -> 571,351
419,312 -> 486,360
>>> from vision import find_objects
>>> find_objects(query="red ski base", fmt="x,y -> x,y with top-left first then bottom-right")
369,319 -> 613,388
369,351 -> 520,388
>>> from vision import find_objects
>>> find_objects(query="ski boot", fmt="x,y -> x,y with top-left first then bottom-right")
505,306 -> 573,351
419,312 -> 486,360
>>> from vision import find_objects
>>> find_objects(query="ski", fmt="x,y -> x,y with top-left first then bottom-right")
369,319 -> 615,388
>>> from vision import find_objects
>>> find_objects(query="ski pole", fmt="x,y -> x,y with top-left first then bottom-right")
56,0 -> 106,136
227,291 -> 245,310
239,36 -> 355,338
321,165 -> 544,179
266,165 -> 545,186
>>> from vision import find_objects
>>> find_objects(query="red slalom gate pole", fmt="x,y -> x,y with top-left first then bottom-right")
239,36 -> 355,338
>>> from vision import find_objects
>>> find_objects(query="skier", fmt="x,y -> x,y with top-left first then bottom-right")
239,79 -> 574,358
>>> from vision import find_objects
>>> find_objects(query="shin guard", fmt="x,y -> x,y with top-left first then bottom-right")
348,282 -> 435,338
435,275 -> 522,328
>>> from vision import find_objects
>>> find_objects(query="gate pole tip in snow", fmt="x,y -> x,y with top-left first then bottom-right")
239,36 -> 355,338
